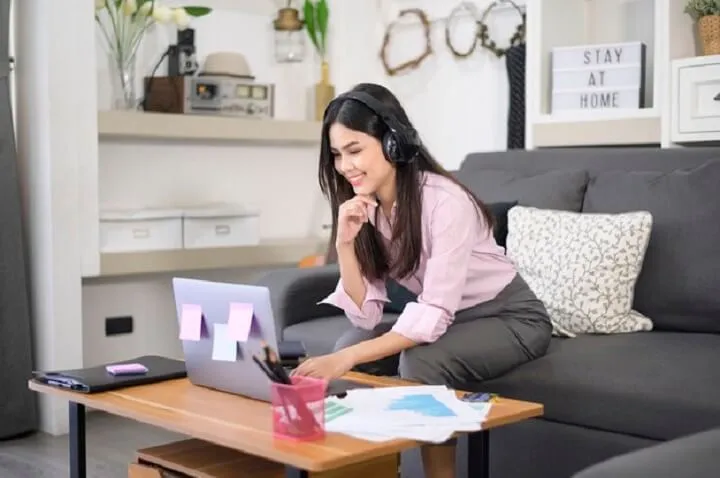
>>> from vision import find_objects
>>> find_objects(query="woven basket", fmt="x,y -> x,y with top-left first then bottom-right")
699,15 -> 720,55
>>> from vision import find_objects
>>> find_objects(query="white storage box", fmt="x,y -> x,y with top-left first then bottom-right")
100,208 -> 184,253
677,62 -> 720,135
182,205 -> 260,249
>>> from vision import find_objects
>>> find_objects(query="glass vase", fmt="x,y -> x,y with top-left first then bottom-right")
108,51 -> 139,110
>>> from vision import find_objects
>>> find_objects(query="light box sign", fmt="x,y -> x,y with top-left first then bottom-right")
551,41 -> 646,113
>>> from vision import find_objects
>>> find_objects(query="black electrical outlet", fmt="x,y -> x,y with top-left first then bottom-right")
105,316 -> 133,336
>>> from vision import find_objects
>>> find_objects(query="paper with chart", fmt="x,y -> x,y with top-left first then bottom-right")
324,386 -> 493,443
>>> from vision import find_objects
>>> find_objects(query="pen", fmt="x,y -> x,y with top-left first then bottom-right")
252,355 -> 281,383
262,342 -> 291,384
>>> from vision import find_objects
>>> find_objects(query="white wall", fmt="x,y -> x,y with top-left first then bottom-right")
17,0 -> 516,435
15,0 -> 97,435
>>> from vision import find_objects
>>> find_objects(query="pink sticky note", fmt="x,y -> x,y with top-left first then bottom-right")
179,304 -> 203,341
227,302 -> 253,342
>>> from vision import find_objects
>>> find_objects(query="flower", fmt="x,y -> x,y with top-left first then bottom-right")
173,8 -> 191,29
138,2 -> 153,16
95,1 -> 213,67
122,0 -> 137,16
152,5 -> 173,23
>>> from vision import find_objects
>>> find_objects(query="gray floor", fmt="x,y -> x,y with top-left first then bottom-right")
0,412 -> 183,477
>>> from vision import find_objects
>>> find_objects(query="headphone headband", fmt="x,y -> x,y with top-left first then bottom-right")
335,91 -> 405,134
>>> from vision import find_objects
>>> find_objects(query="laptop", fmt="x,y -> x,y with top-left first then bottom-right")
172,277 -> 367,401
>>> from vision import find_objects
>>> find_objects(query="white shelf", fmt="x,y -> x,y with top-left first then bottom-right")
95,237 -> 325,278
526,0 -> 697,148
98,111 -> 322,145
533,115 -> 661,148
534,108 -> 660,124
532,108 -> 661,147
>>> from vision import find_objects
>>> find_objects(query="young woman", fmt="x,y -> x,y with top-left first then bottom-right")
293,83 -> 552,478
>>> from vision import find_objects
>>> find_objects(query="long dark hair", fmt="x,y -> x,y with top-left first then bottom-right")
319,83 -> 494,281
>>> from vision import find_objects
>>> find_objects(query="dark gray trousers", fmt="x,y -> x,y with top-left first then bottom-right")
334,273 -> 552,390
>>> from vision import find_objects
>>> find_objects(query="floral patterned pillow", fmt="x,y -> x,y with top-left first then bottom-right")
506,206 -> 654,337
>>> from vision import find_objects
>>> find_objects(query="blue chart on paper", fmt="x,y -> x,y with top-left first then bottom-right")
387,394 -> 456,417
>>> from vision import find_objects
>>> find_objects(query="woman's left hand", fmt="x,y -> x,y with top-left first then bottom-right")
291,351 -> 355,380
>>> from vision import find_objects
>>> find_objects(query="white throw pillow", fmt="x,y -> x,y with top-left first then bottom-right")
506,206 -> 654,337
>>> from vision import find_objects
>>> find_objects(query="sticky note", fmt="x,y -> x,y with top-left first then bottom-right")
227,302 -> 253,342
211,323 -> 238,362
179,304 -> 203,341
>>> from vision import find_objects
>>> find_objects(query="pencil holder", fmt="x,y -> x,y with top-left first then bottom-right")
271,376 -> 327,441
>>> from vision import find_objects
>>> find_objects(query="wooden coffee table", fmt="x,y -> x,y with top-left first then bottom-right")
29,372 -> 542,478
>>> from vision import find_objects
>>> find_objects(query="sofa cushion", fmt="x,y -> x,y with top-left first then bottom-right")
573,427 -> 720,478
282,314 -> 399,357
582,159 -> 720,333
479,332 -> 720,441
506,206 -> 654,336
458,168 -> 589,212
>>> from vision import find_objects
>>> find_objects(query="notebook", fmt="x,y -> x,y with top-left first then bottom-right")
32,355 -> 186,393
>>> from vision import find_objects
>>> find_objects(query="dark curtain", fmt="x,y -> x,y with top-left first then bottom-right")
0,0 -> 38,438
506,43 -> 526,150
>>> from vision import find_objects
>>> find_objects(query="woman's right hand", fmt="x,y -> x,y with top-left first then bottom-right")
335,195 -> 377,246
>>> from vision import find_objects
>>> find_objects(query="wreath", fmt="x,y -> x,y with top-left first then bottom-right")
379,2 -> 526,76
380,8 -> 433,76
445,1 -> 526,59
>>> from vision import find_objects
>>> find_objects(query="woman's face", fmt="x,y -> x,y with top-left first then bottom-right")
329,123 -> 395,197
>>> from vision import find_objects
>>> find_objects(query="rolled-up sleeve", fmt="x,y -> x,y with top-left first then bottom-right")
391,194 -> 480,343
319,277 -> 389,330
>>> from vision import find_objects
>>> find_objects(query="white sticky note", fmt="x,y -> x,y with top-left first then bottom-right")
211,323 -> 237,362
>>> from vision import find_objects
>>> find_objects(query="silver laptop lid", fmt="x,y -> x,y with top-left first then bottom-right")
172,277 -> 280,402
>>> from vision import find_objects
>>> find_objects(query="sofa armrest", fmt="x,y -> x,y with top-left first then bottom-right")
573,427 -> 720,478
255,265 -> 341,334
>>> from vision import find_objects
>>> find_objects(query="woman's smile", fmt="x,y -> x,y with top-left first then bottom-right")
346,173 -> 365,186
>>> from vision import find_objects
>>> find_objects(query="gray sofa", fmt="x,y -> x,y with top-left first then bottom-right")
573,427 -> 720,478
257,147 -> 720,477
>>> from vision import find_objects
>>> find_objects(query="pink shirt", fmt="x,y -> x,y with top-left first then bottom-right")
320,172 -> 517,344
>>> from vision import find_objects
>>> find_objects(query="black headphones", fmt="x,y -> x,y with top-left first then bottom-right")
325,91 -> 421,165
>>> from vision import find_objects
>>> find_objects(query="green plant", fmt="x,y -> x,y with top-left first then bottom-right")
685,0 -> 720,20
303,0 -> 329,60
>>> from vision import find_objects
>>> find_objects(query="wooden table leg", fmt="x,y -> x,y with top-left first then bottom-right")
69,402 -> 87,478
284,466 -> 309,478
467,430 -> 490,478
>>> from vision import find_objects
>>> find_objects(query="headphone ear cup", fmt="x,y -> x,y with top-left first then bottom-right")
383,131 -> 403,164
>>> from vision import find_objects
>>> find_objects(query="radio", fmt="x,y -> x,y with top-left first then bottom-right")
143,75 -> 275,119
